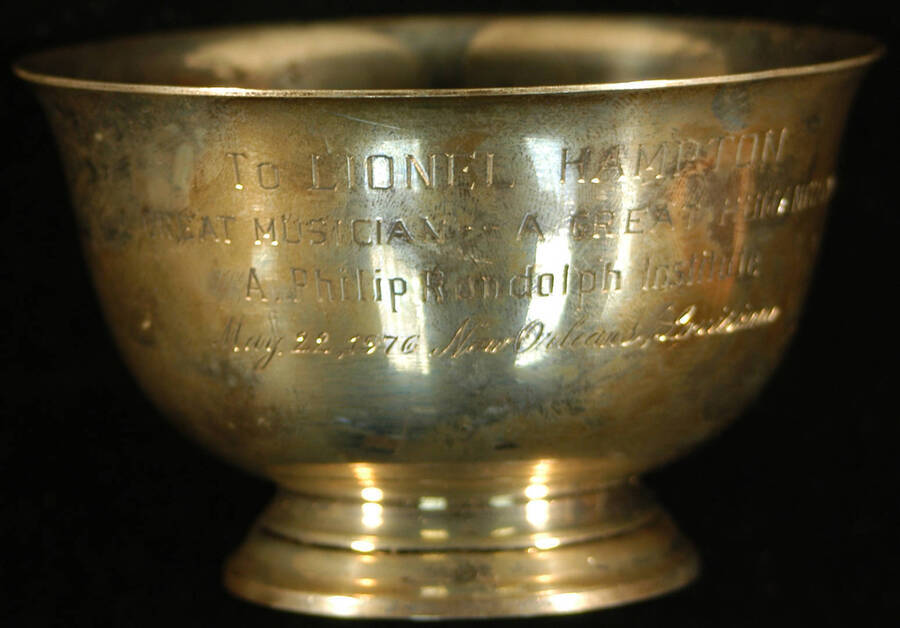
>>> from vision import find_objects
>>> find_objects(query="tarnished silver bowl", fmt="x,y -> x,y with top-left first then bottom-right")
15,15 -> 881,619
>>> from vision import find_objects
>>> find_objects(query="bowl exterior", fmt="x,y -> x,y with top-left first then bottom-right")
37,68 -> 860,481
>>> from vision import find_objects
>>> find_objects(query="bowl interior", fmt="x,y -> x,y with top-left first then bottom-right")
15,16 -> 881,92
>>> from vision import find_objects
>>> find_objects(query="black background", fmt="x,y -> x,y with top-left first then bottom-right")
2,2 -> 897,626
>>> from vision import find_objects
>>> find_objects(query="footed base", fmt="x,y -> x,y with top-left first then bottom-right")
223,478 -> 698,619
225,514 -> 697,619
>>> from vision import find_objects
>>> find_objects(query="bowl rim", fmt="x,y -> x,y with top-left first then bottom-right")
12,14 -> 886,99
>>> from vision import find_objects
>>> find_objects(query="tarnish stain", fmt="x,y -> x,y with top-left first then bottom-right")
711,85 -> 751,131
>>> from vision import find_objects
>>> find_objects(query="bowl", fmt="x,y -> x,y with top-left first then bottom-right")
14,15 -> 882,619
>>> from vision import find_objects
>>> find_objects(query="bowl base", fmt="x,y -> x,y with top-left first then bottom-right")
223,478 -> 698,619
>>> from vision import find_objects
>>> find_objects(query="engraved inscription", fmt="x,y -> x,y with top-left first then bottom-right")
95,126 -> 823,371
242,246 -> 758,313
141,210 -> 236,244
640,249 -> 761,292
244,262 -> 628,311
223,128 -> 792,193
245,266 -> 410,312
430,304 -> 781,359
229,150 -> 516,191
217,302 -> 782,369
218,316 -> 422,367
128,175 -> 833,250
559,128 -> 789,184
421,263 -> 622,305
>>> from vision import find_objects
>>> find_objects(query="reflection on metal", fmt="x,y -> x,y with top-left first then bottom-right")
326,595 -> 362,616
418,496 -> 447,511
549,592 -> 584,613
360,487 -> 383,502
420,585 -> 449,599
350,539 -> 376,553
526,499 -> 551,528
420,529 -> 449,541
360,502 -> 383,529
534,534 -> 562,550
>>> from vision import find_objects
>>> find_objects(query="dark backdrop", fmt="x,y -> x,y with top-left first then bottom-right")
2,2 -> 897,627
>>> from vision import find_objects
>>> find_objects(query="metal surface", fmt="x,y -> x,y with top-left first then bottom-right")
14,15 -> 881,619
